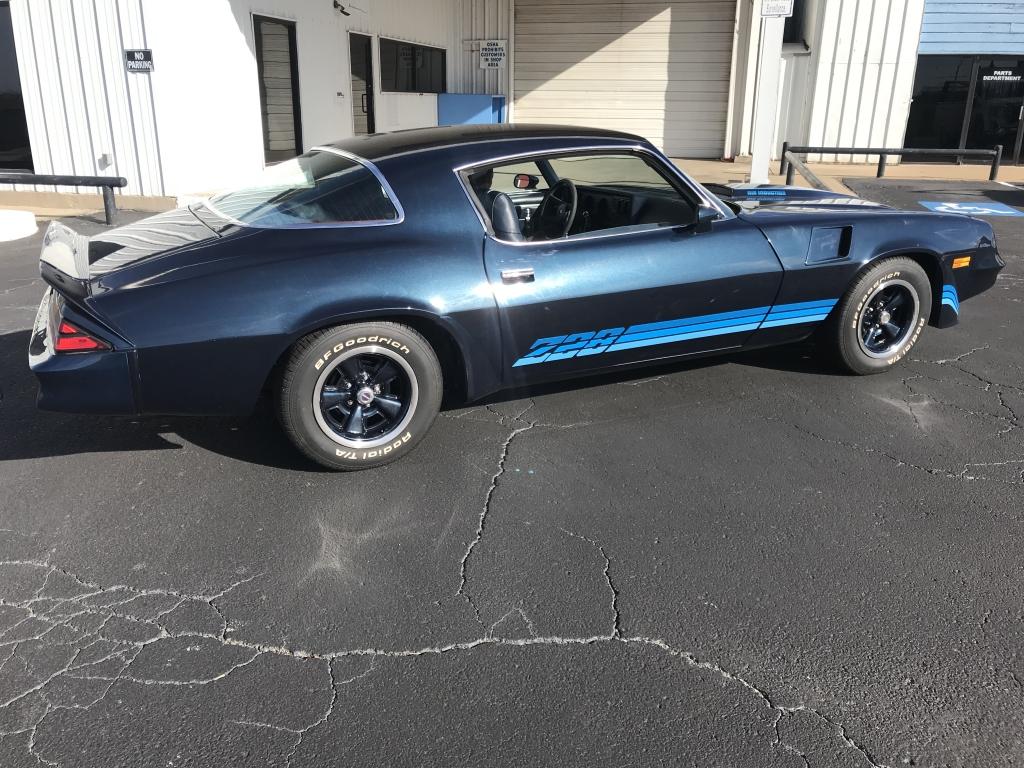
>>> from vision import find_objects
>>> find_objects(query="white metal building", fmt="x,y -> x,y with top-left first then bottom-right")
3,0 -> 1005,204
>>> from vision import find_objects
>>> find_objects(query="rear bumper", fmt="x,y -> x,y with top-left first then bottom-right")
28,289 -> 137,414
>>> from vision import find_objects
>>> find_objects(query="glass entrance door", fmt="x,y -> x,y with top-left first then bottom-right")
905,56 -> 973,153
906,55 -> 1024,164
967,59 -> 1024,163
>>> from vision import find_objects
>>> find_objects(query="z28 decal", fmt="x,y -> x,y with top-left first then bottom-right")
512,299 -> 839,367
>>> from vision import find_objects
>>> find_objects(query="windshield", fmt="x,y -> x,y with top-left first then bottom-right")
205,150 -> 400,227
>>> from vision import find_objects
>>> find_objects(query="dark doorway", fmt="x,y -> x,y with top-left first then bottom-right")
349,33 -> 375,135
254,15 -> 302,163
906,55 -> 1024,164
0,0 -> 32,171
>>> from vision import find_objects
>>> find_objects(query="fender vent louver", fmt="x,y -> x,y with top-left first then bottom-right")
805,226 -> 852,265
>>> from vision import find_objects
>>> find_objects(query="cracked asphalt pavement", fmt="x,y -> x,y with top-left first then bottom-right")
0,181 -> 1022,767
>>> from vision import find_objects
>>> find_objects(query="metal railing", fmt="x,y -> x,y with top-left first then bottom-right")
780,143 -> 1003,185
0,172 -> 128,225
780,151 -> 828,191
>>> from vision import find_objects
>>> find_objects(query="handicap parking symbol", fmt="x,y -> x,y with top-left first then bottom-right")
919,200 -> 1024,217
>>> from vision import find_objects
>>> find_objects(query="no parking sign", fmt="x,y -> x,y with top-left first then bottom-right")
919,200 -> 1024,217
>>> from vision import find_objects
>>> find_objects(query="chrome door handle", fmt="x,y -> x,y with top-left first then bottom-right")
501,267 -> 535,284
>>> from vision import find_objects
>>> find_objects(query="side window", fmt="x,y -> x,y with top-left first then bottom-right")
470,152 -> 698,242
546,154 -> 678,194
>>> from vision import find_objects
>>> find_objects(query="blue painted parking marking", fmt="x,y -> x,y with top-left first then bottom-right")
919,201 -> 1024,217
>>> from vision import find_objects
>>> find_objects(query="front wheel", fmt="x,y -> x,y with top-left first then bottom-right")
279,322 -> 442,470
824,257 -> 932,375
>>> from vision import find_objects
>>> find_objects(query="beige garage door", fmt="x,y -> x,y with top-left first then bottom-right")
513,0 -> 735,158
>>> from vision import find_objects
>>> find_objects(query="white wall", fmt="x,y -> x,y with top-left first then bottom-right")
152,0 -> 461,196
9,0 -> 163,195
730,0 -> 925,163
451,0 -> 512,99
802,0 -> 924,162
9,0 -> 472,199
140,0 -> 264,199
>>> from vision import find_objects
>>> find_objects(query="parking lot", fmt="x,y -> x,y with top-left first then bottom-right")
0,180 -> 1022,767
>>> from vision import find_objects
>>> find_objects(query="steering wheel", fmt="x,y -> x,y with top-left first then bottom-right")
532,179 -> 578,239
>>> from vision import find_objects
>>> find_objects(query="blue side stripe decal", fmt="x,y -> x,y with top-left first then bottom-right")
615,314 -> 769,344
512,297 -> 839,367
942,284 -> 960,314
767,298 -> 838,312
626,306 -> 771,335
607,321 -> 765,353
761,313 -> 832,328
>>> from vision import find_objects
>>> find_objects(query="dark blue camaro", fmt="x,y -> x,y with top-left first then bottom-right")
29,125 -> 1003,469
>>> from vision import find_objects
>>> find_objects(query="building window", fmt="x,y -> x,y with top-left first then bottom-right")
254,15 -> 302,163
379,38 -> 446,93
783,0 -> 808,47
905,55 -> 1024,163
0,0 -> 32,171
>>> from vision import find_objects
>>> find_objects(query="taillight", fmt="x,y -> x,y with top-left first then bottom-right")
54,320 -> 110,353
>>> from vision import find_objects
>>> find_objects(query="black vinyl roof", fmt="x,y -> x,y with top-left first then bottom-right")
318,124 -> 646,163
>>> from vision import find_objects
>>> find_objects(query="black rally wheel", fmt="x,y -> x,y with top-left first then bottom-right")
279,322 -> 442,470
826,256 -> 933,375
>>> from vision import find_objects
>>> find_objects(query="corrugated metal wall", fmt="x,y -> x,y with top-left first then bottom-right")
800,0 -> 925,161
9,0 -> 164,196
920,0 -> 1024,55
450,0 -> 512,97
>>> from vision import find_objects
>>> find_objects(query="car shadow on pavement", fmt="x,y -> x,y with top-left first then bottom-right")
0,328 -> 837,469
0,329 -> 321,471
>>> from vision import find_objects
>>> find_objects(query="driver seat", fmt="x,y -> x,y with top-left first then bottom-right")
485,191 -> 525,242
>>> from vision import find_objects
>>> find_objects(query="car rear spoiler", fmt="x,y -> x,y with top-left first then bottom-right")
39,221 -> 91,299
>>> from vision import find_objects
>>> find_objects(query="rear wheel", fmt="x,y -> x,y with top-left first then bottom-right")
279,322 -> 442,470
825,257 -> 932,375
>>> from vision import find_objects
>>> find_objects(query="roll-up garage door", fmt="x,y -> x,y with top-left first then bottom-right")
513,0 -> 735,158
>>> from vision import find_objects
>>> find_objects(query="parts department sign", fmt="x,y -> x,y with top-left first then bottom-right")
124,49 -> 154,73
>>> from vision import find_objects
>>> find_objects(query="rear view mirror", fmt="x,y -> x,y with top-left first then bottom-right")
513,173 -> 540,190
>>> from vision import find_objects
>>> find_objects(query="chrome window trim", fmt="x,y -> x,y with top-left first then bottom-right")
453,144 -> 733,247
200,147 -> 405,230
372,134 -> 649,164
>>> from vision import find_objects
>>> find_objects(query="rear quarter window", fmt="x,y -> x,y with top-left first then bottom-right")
206,150 -> 400,227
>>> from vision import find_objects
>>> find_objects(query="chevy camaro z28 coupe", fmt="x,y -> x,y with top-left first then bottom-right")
29,125 -> 1002,470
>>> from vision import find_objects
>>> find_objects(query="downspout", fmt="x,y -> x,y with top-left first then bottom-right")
507,0 -> 515,122
722,0 -> 745,159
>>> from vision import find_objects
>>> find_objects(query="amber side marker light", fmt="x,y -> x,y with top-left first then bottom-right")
54,321 -> 110,353
952,256 -> 972,269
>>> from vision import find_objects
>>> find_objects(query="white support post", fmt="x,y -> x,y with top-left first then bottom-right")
749,14 -> 785,185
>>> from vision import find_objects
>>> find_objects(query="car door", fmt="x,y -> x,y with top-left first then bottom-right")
478,151 -> 784,380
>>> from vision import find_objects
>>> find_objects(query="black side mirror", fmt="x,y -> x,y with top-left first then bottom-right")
513,173 -> 540,190
694,205 -> 718,233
